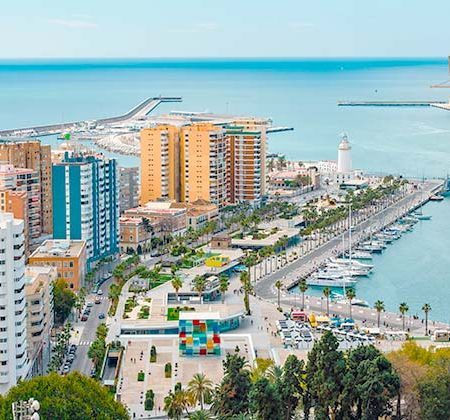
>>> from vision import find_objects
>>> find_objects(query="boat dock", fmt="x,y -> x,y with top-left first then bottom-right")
0,96 -> 182,138
338,100 -> 446,107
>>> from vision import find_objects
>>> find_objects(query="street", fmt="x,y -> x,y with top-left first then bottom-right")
69,276 -> 115,375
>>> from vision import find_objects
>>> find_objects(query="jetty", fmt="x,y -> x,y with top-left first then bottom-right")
338,100 -> 447,107
0,96 -> 182,138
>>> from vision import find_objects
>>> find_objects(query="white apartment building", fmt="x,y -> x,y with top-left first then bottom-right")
0,212 -> 29,393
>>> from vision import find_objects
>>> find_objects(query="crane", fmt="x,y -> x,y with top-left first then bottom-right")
431,56 -> 450,88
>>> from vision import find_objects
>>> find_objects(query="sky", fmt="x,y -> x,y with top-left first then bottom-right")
1,0 -> 449,58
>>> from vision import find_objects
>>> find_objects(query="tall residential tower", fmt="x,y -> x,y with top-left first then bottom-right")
52,153 -> 119,264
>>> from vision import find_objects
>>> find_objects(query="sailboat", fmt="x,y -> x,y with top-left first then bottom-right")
413,179 -> 432,220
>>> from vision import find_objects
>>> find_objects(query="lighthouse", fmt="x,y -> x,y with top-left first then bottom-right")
337,133 -> 352,173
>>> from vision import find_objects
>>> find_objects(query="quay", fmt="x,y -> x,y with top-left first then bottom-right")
338,100 -> 447,107
0,96 -> 182,138
267,126 -> 294,133
253,179 -> 449,333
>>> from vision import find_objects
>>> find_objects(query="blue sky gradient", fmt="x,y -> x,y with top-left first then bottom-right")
1,0 -> 449,58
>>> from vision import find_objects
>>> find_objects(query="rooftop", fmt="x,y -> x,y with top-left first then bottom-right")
30,239 -> 86,259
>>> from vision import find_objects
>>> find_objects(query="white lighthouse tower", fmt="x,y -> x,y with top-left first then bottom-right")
337,133 -> 352,173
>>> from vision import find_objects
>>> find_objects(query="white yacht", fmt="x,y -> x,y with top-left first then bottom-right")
306,277 -> 357,287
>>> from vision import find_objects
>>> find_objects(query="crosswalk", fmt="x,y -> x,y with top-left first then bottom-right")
78,341 -> 93,346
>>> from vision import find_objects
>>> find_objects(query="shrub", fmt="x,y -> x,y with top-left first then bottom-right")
150,345 -> 157,363
164,362 -> 172,378
137,371 -> 145,382
144,389 -> 155,411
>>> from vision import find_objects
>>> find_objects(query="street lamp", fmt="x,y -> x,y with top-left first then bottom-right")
12,398 -> 40,420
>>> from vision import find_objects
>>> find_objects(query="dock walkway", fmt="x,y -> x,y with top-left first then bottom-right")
338,100 -> 446,107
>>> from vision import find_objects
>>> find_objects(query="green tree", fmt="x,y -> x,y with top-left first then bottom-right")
374,300 -> 385,328
212,353 -> 251,417
188,410 -> 214,420
323,287 -> 331,316
346,288 -> 356,319
422,303 -> 431,336
249,376 -> 282,420
418,369 -> 450,420
240,271 -> 252,315
342,345 -> 400,419
171,275 -> 183,302
0,372 -> 128,419
399,302 -> 409,331
88,323 -> 108,377
164,388 -> 192,419
299,279 -> 308,310
275,280 -> 282,309
219,275 -> 229,304
53,278 -> 76,324
193,276 -> 207,303
187,373 -> 213,410
279,354 -> 306,420
305,331 -> 345,419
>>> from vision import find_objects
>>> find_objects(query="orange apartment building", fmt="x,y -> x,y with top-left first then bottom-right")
0,190 -> 30,257
0,164 -> 42,253
28,240 -> 87,291
0,140 -> 52,233
180,123 -> 228,207
140,125 -> 180,203
139,121 -> 266,209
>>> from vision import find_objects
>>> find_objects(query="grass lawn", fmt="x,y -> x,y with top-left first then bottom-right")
167,306 -> 195,321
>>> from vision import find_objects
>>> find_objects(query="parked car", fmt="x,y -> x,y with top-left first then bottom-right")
81,314 -> 88,322
98,313 -> 105,320
86,302 -> 93,308
97,289 -> 103,296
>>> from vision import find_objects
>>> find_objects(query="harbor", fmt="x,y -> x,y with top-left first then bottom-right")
253,178 -> 450,329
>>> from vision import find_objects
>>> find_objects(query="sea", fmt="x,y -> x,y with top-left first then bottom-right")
0,58 -> 449,321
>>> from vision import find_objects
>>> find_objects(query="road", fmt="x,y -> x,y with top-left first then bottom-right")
69,276 -> 115,375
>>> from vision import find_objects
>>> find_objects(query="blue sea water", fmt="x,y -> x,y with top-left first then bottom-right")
0,58 -> 449,321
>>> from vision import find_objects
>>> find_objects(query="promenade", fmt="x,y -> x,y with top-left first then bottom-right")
253,179 -> 449,334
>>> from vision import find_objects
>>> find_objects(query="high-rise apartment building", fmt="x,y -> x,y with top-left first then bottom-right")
119,166 -> 139,212
140,125 -> 180,203
24,265 -> 55,376
52,153 -> 119,264
226,126 -> 264,206
0,213 -> 29,393
139,121 -> 266,209
0,164 -> 42,254
180,123 -> 228,207
0,140 -> 52,233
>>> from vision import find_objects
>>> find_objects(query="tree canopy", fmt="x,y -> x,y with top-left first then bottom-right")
0,372 -> 128,419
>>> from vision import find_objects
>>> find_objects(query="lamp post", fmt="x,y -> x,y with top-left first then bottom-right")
12,398 -> 40,420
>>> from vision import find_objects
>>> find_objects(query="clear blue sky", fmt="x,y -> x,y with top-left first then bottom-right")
1,0 -> 449,58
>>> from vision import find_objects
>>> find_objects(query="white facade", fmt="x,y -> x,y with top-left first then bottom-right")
337,134 -> 352,174
0,212 -> 29,393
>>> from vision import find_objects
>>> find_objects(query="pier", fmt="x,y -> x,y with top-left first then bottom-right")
0,96 -> 182,138
338,100 -> 447,107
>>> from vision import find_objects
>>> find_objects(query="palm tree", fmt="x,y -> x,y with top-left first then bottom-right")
193,276 -> 207,303
188,411 -> 213,420
187,373 -> 213,410
275,280 -> 282,309
399,302 -> 409,331
164,388 -> 192,419
299,279 -> 308,310
323,287 -> 331,316
346,288 -> 356,319
171,276 -> 183,302
240,271 -> 252,315
374,300 -> 385,328
219,275 -> 229,304
422,303 -> 431,336
243,252 -> 258,283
